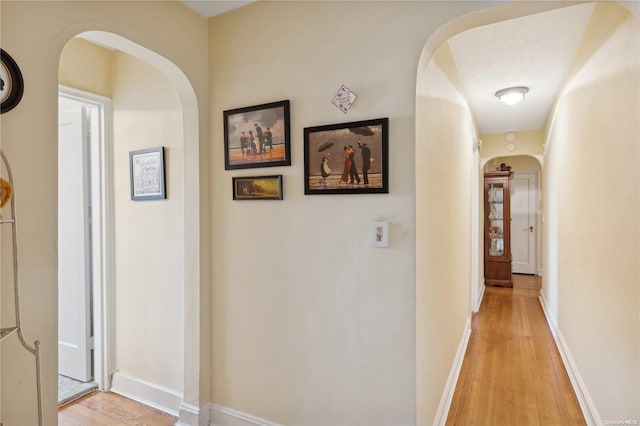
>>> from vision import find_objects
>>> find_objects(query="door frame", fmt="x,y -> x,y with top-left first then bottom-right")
59,85 -> 114,391
511,171 -> 538,275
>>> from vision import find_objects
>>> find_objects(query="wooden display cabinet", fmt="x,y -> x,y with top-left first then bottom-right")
484,171 -> 513,287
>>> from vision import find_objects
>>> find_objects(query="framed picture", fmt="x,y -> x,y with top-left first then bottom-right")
224,100 -> 291,170
303,117 -> 389,195
129,147 -> 166,200
232,175 -> 283,200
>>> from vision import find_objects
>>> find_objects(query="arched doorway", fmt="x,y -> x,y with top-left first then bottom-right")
414,3 -> 601,424
483,154 -> 543,276
57,31 -> 201,423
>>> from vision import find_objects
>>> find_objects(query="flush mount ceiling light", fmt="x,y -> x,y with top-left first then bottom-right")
495,86 -> 529,106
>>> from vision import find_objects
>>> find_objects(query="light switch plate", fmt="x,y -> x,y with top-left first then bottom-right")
373,221 -> 389,248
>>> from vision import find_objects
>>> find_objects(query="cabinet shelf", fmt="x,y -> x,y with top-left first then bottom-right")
484,171 -> 513,287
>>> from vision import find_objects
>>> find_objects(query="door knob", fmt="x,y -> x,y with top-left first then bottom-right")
529,226 -> 534,232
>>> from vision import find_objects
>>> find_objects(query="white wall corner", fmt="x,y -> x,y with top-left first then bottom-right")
209,403 -> 284,426
538,295 -> 602,426
538,293 -> 557,336
474,281 -> 486,312
110,371 -> 182,417
434,317 -> 472,426
176,402 -> 210,426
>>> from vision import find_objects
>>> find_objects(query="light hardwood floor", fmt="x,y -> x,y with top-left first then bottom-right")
58,275 -> 583,425
58,391 -> 177,426
446,274 -> 585,425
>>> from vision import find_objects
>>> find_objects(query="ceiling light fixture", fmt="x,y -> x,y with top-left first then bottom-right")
495,86 -> 529,106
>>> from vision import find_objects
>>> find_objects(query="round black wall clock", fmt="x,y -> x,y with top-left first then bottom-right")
1,49 -> 24,114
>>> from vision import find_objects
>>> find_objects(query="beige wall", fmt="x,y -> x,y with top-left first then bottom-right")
483,155 -> 541,173
207,2 -> 503,424
110,51 -> 185,394
0,2 -> 208,424
480,130 -> 545,169
416,46 -> 476,424
543,3 -> 640,421
59,38 -> 113,97
209,3 -> 416,424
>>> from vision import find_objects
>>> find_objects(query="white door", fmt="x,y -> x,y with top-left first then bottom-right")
510,172 -> 537,274
58,98 -> 92,382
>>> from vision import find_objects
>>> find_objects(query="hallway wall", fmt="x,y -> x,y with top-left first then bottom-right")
110,50 -> 185,395
206,2 -> 510,424
480,130 -> 545,165
543,3 -> 640,421
416,43 -> 476,425
0,2 -> 208,424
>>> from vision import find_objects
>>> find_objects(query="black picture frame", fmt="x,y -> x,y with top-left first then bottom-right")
304,118 -> 389,195
224,100 -> 291,170
232,175 -> 283,200
0,49 -> 24,114
129,147 -> 166,201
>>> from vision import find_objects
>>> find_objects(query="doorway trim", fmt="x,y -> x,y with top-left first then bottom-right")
511,171 -> 538,275
58,85 -> 114,392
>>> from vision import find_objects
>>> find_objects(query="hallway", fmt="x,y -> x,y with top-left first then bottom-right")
446,275 -> 585,425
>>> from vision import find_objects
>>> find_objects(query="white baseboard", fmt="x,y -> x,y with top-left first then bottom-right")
110,371 -> 182,417
538,292 -> 557,336
537,269 -> 543,277
538,295 -> 602,426
176,402 -> 210,426
474,281 -> 486,312
434,317 -> 472,426
208,403 -> 284,426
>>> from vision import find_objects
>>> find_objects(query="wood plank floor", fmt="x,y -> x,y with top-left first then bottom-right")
58,391 -> 177,426
446,274 -> 585,425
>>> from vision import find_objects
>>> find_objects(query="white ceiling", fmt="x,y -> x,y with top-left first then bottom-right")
182,1 -> 596,135
182,1 -> 254,18
448,3 -> 595,135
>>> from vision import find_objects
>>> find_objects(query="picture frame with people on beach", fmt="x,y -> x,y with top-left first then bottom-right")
303,117 -> 388,195
224,100 -> 291,170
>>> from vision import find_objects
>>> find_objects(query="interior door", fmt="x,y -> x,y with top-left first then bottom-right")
58,98 -> 92,382
510,172 -> 537,274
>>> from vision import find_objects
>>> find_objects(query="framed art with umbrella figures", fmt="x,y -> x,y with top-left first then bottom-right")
303,118 -> 388,195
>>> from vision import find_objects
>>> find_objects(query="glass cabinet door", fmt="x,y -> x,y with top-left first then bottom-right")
487,183 -> 505,257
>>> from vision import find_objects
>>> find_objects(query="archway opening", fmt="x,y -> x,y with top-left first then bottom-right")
414,3 -> 595,424
57,30 -> 200,423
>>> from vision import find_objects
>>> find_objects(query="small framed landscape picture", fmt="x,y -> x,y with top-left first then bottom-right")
129,147 -> 166,201
232,175 -> 283,200
224,100 -> 291,170
303,117 -> 389,195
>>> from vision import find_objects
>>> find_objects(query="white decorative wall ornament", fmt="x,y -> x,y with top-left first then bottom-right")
332,85 -> 357,113
506,143 -> 515,151
505,132 -> 516,142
